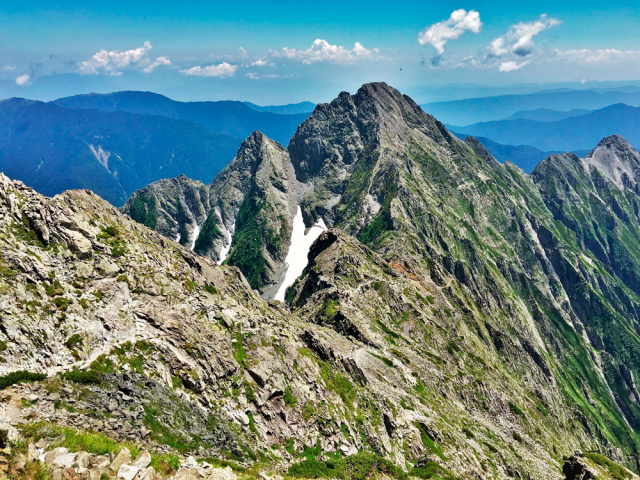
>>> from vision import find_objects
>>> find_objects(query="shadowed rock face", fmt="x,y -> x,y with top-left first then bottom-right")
216,131 -> 300,297
110,82 -> 640,477
121,132 -> 301,295
120,174 -> 211,249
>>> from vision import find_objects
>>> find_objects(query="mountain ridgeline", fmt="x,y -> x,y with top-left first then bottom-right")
54,91 -> 311,145
4,83 -> 640,479
0,92 -> 313,208
450,103 -> 640,151
0,98 -> 241,206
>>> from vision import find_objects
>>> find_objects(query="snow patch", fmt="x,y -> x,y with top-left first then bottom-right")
218,222 -> 235,265
175,232 -> 181,243
274,207 -> 327,302
190,224 -> 200,251
89,144 -> 111,172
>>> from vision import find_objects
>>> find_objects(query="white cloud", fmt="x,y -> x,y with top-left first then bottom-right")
180,62 -> 237,77
15,74 -> 30,86
498,60 -> 531,72
277,39 -> 382,65
218,47 -> 249,62
142,56 -> 172,73
246,72 -> 284,80
3,66 -> 16,71
553,48 -> 640,64
79,41 -> 153,75
490,15 -> 560,58
418,9 -> 481,54
251,59 -> 267,66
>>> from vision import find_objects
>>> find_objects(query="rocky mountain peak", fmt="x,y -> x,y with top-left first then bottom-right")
232,130 -> 287,174
584,134 -> 640,191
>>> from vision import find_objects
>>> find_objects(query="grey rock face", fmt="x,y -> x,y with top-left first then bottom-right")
584,135 -> 640,192
124,132 -> 301,295
121,174 -> 211,249
219,131 -> 300,296
287,82 -> 467,229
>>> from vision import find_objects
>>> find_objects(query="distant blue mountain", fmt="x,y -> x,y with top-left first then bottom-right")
422,89 -> 640,125
0,98 -> 241,206
450,103 -> 640,151
54,91 -> 311,145
450,133 -> 589,173
503,108 -> 592,122
243,101 -> 316,115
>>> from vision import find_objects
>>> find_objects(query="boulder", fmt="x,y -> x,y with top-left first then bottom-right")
173,467 -> 200,480
51,452 -> 79,469
137,466 -> 155,480
208,467 -> 237,480
76,452 -> 92,469
26,444 -> 39,463
44,448 -> 69,465
89,455 -> 111,472
562,453 -> 597,480
61,228 -> 93,259
108,448 -> 132,474
0,425 -> 18,448
132,451 -> 151,469
116,464 -> 140,480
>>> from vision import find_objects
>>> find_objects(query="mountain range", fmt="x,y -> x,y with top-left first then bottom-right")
0,98 -> 241,206
0,92 -> 314,207
451,103 -> 640,151
422,89 -> 640,125
4,87 -> 640,208
3,82 -> 640,479
503,108 -> 592,122
451,134 -> 589,174
54,91 -> 311,145
118,83 -> 640,476
243,101 -> 316,115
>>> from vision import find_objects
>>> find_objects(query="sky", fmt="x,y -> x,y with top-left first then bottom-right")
2,0 -> 640,104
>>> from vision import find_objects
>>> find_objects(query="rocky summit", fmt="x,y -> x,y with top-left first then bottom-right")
3,83 -> 640,480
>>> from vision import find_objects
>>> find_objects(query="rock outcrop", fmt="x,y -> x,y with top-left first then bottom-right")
216,131 -> 300,296
121,174 -> 211,250
123,132 -> 301,296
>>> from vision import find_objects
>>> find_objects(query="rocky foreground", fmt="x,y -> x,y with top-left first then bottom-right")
3,82 -> 640,479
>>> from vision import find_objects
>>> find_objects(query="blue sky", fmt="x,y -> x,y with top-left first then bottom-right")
2,0 -> 640,103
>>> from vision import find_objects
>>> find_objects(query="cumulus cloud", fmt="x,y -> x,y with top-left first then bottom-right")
79,41 -> 153,75
418,9 -> 481,54
3,66 -> 16,71
474,14 -> 560,72
490,15 -> 560,58
180,62 -> 237,77
277,39 -> 382,65
142,56 -> 172,73
251,59 -> 267,66
15,74 -> 30,86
